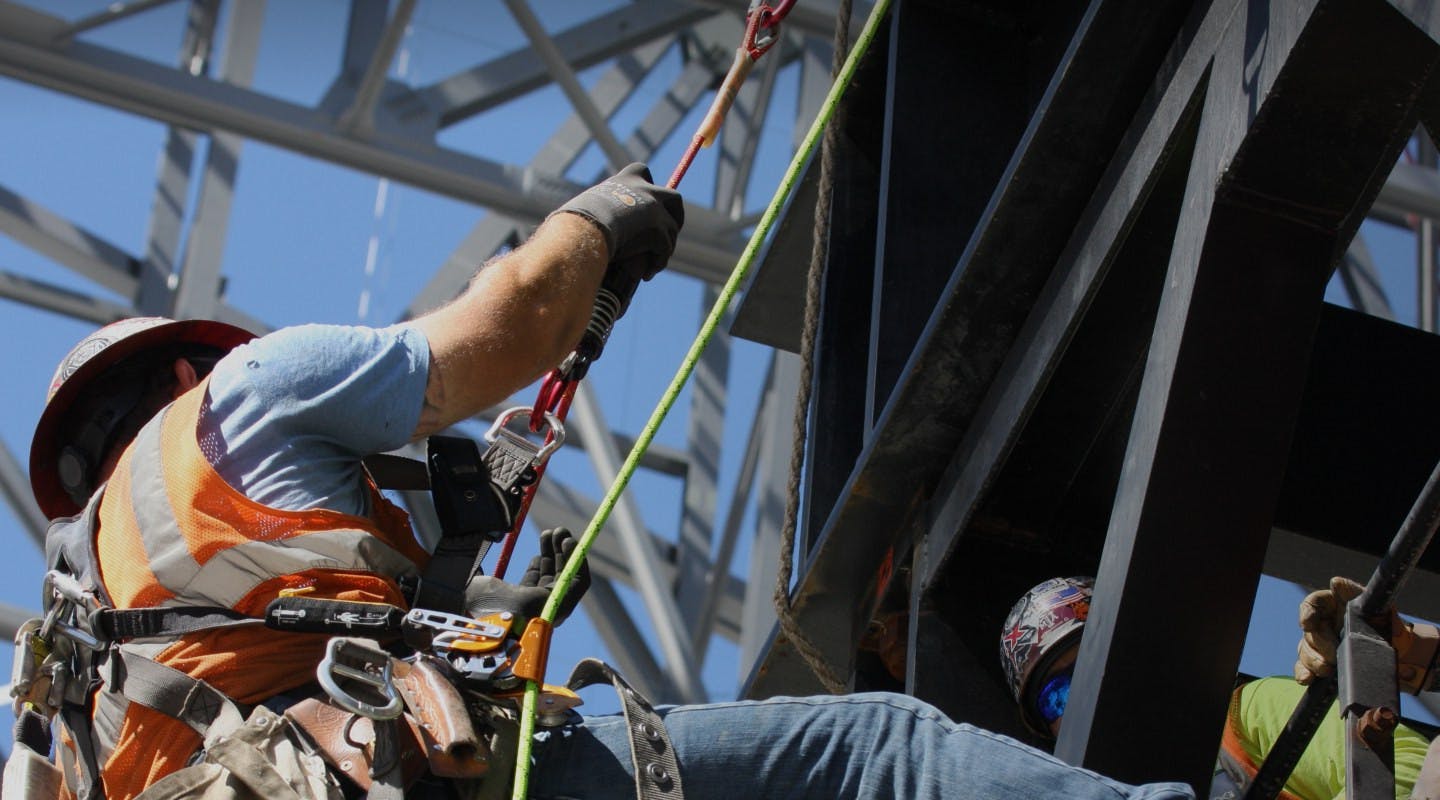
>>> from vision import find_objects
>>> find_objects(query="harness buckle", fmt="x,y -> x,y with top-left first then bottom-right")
317,637 -> 403,721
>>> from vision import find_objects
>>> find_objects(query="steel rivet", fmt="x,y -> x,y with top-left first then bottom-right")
645,762 -> 669,783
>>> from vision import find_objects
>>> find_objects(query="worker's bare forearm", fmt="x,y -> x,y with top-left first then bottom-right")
411,213 -> 607,437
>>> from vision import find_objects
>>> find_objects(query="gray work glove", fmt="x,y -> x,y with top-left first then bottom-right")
463,528 -> 590,626
555,163 -> 685,287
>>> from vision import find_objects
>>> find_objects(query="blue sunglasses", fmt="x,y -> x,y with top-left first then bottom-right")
1036,672 -> 1071,724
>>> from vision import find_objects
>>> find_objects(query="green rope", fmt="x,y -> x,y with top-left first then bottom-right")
508,2 -> 893,797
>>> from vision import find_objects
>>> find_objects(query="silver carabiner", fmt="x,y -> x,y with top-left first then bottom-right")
485,407 -> 565,466
316,638 -> 403,721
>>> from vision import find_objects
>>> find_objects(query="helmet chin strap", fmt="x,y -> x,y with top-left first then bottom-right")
57,378 -> 145,508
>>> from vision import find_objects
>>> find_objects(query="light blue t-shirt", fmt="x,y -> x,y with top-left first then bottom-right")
198,323 -> 430,516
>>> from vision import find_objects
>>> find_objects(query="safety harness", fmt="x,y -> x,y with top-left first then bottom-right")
7,424 -> 681,800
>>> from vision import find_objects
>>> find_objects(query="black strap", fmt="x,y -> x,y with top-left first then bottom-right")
13,705 -> 53,755
59,702 -> 106,800
418,435 -> 522,612
92,605 -> 261,642
366,718 -> 406,800
109,649 -> 244,739
568,659 -> 685,800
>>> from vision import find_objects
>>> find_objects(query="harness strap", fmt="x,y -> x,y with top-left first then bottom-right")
367,719 -> 406,800
567,659 -> 684,800
93,605 -> 261,642
108,649 -> 246,744
60,702 -> 105,800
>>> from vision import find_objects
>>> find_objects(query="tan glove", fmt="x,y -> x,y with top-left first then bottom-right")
1294,575 -> 1439,694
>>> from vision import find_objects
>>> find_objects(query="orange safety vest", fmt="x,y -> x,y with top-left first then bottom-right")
76,377 -> 429,799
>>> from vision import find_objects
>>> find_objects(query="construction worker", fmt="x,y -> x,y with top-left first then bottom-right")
1294,576 -> 1440,800
1001,577 -> 1432,800
11,164 -> 1198,800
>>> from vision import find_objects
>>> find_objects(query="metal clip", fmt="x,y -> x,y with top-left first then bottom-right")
404,609 -> 511,650
316,638 -> 403,720
402,609 -> 520,687
486,407 -> 565,467
10,618 -> 52,716
38,572 -> 102,650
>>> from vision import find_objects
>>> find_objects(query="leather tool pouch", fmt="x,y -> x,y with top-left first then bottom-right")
284,699 -> 428,792
394,656 -> 492,779
286,657 -> 493,791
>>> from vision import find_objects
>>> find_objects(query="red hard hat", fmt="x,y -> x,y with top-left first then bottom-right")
29,317 -> 255,519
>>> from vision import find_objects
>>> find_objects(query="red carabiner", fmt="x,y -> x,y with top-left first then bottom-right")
745,0 -> 798,59
530,370 -> 570,432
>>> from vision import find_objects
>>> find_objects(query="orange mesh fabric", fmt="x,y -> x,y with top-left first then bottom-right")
92,380 -> 428,799
1219,687 -> 1304,800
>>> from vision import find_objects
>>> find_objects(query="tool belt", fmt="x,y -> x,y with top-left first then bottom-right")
285,652 -> 496,794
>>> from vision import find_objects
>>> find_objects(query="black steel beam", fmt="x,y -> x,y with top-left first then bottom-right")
744,0 -> 1196,700
1055,0 -> 1439,789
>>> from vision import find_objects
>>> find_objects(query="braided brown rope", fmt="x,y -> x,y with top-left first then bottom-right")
773,0 -> 854,696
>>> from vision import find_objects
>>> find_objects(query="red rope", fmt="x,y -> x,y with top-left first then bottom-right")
668,134 -> 704,190
491,1 -> 784,577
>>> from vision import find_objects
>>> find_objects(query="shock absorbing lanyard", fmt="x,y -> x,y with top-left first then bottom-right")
507,1 -> 893,797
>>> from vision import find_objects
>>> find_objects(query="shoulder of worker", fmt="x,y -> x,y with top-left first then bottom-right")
206,322 -> 431,455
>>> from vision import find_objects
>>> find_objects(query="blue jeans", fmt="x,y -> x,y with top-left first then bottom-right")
530,692 -> 1195,800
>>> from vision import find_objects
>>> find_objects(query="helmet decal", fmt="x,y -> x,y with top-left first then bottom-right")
998,575 -> 1095,731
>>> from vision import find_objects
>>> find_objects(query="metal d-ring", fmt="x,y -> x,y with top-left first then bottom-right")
485,406 -> 565,465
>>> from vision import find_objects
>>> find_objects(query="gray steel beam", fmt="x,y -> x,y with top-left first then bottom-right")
0,272 -> 134,325
568,576 -> 679,702
1420,132 -> 1437,332
134,0 -> 218,314
1057,0 -> 1436,789
339,0 -> 389,84
401,44 -> 712,319
170,0 -> 263,320
51,0 -> 186,44
0,603 -> 36,641
569,383 -> 707,703
794,37 -> 834,151
0,2 -> 744,283
0,182 -> 139,298
682,0 -> 873,42
503,0 -> 633,172
534,477 -> 744,644
410,2 -> 712,128
1372,159 -> 1440,226
0,437 -> 46,551
336,0 -> 415,135
739,351 -> 799,678
1264,527 -> 1440,625
677,51 -> 777,641
693,351 -> 772,662
675,283 -> 728,638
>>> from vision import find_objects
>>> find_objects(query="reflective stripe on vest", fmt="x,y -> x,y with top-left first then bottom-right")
98,375 -> 426,610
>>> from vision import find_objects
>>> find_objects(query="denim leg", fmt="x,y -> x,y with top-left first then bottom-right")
529,692 -> 1195,800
